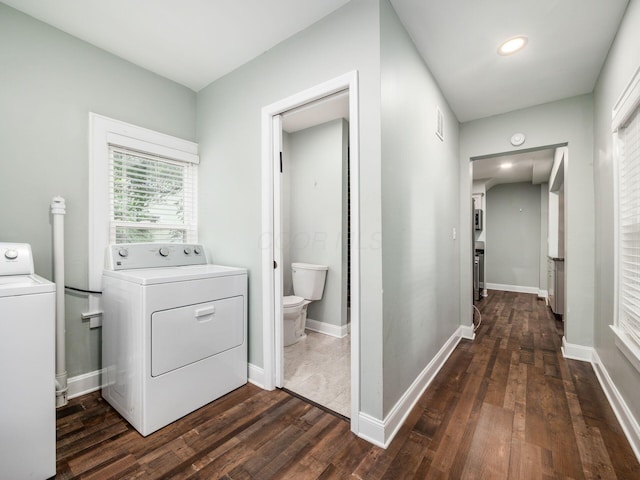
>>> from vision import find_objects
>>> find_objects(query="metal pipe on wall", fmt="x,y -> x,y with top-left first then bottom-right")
51,196 -> 68,407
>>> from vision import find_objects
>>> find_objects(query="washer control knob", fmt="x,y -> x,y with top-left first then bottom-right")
118,248 -> 128,258
4,249 -> 18,260
159,247 -> 170,257
194,246 -> 202,255
184,247 -> 192,255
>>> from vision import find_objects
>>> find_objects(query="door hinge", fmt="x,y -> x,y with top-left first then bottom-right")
279,151 -> 283,173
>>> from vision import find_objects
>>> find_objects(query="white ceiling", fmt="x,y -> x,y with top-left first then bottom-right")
390,0 -> 629,122
1,0 -> 351,92
473,148 -> 555,189
1,0 -> 629,122
281,91 -> 349,134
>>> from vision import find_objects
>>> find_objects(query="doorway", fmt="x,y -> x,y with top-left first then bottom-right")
261,72 -> 360,433
470,146 -> 565,322
280,102 -> 350,417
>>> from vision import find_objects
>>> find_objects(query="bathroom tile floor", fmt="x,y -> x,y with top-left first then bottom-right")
283,330 -> 350,418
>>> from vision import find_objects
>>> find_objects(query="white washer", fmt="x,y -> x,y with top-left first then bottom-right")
102,243 -> 247,436
0,243 -> 56,480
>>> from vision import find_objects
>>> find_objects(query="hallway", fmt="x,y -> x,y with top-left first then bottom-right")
55,292 -> 639,478
451,291 -> 638,478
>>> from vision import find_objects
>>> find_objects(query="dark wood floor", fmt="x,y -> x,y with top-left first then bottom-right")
56,291 -> 640,479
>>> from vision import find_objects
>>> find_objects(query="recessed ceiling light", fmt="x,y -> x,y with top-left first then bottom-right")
500,162 -> 513,169
498,35 -> 528,56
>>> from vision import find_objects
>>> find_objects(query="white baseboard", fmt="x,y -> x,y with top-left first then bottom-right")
67,369 -> 104,399
486,283 -> 539,295
306,318 -> 349,338
561,336 -> 594,362
357,412 -> 386,448
248,363 -> 266,389
357,327 -> 463,448
538,289 -> 548,299
592,350 -> 640,462
459,324 -> 475,340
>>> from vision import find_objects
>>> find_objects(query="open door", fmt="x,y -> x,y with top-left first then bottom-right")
261,71 -> 361,434
272,113 -> 284,387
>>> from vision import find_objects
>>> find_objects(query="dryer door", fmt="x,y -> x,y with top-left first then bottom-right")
151,296 -> 244,377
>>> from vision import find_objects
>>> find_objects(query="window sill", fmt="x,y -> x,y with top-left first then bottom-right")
610,325 -> 640,374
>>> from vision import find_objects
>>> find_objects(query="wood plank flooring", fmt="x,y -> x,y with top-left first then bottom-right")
56,291 -> 639,479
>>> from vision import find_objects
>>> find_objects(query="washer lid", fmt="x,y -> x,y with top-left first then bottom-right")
283,295 -> 305,308
0,274 -> 55,297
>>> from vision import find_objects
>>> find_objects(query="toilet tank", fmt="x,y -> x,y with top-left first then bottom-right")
291,263 -> 328,300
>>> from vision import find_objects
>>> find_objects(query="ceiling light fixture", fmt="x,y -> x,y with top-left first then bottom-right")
498,35 -> 528,56
500,162 -> 513,169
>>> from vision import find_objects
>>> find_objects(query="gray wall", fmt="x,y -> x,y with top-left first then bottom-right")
593,0 -> 640,428
485,183 -> 541,290
380,0 -> 460,416
285,119 -> 348,328
196,0 -> 385,418
459,95 -> 594,347
0,4 -> 196,377
2,0 -> 464,425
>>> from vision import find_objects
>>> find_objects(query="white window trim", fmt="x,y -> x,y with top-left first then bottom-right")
89,113 -> 199,292
611,65 -> 640,374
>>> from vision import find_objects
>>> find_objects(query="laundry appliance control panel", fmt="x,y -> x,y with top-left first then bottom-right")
105,243 -> 208,270
0,242 -> 35,275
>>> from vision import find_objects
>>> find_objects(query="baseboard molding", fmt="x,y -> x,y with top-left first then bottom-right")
357,412 -> 386,448
486,283 -> 539,295
561,336 -> 594,362
459,324 -> 475,340
538,289 -> 548,299
357,327 -> 463,448
248,363 -> 266,389
592,351 -> 640,462
306,318 -> 349,338
67,369 -> 104,399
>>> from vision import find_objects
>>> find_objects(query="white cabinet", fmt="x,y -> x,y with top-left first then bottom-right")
548,257 -> 564,316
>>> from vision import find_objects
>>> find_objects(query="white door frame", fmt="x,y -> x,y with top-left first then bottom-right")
261,71 -> 360,434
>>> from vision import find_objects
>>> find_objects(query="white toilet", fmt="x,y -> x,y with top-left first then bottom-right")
283,262 -> 328,346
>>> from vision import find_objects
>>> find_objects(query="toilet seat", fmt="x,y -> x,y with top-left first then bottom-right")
283,295 -> 305,308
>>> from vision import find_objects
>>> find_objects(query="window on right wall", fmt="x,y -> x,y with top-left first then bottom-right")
612,65 -> 640,373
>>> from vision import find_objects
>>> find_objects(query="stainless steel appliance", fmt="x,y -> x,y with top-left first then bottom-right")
474,209 -> 483,231
474,241 -> 485,300
473,255 -> 480,301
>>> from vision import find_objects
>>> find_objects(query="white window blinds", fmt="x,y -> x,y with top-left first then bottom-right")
618,104 -> 640,348
108,145 -> 197,244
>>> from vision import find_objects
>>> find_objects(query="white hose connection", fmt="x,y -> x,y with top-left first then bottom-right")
51,196 -> 68,408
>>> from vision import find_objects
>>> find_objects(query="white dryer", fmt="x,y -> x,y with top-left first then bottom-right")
102,243 -> 247,436
0,243 -> 56,480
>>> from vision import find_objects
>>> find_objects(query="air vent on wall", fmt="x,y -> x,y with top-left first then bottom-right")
436,107 -> 444,141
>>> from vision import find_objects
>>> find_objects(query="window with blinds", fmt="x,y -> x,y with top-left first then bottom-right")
108,145 -> 197,244
618,105 -> 640,350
